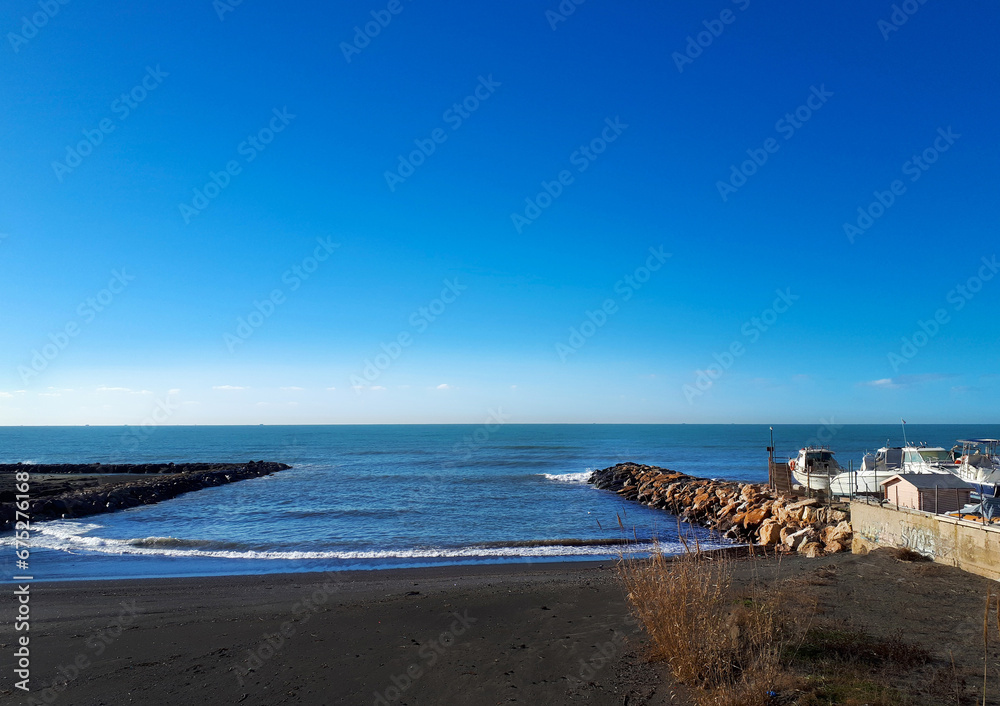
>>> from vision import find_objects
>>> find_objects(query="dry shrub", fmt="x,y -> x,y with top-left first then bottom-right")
892,547 -> 931,562
618,547 -> 785,706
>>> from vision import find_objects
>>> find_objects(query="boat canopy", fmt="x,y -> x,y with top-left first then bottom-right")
915,448 -> 953,464
957,439 -> 1000,445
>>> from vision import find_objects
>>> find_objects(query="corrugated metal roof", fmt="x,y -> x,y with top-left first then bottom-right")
880,473 -> 974,489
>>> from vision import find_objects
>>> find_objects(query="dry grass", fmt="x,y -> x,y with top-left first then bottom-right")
892,547 -> 931,563
618,541 -> 938,705
618,546 -> 786,705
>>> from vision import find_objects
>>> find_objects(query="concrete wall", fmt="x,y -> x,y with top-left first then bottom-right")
851,500 -> 1000,582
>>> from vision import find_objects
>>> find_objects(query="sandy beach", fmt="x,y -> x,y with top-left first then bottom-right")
12,560 -> 669,706
8,549 -> 1000,706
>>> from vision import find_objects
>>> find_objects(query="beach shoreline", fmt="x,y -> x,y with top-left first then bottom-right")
15,559 -> 673,705
13,550 -> 1000,705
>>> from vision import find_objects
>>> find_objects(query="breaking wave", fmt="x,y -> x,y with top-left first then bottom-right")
539,471 -> 593,483
3,520 -> 692,561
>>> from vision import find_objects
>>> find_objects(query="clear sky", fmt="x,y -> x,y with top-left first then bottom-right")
1,0 -> 997,425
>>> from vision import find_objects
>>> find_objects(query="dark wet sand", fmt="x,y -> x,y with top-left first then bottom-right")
7,550 -> 1000,706
7,560 -> 671,706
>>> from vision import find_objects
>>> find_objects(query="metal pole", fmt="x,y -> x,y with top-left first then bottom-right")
935,485 -> 939,515
768,426 -> 774,491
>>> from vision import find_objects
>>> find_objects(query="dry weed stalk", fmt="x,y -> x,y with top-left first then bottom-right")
618,541 -> 784,706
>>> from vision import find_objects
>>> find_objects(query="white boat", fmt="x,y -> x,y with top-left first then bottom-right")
952,439 -> 1000,497
788,447 -> 843,492
830,444 -> 958,496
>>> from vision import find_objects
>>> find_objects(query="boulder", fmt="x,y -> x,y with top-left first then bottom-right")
799,541 -> 824,558
829,520 -> 852,544
758,519 -> 782,546
784,527 -> 814,551
785,498 -> 820,512
743,506 -> 771,529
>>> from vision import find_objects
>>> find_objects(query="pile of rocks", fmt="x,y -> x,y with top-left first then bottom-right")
0,461 -> 290,529
589,462 -> 852,557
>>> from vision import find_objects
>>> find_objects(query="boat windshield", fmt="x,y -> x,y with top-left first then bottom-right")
917,449 -> 952,464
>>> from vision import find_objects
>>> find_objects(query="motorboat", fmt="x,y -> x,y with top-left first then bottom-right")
952,439 -> 1000,497
788,447 -> 843,492
829,444 -> 957,496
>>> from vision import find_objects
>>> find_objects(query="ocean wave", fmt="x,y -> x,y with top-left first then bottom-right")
476,538 -> 633,548
125,536 -> 254,550
2,521 -> 705,561
539,471 -> 593,483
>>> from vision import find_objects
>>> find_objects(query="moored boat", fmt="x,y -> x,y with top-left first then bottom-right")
788,446 -> 843,492
829,444 -> 957,496
952,439 -> 1000,497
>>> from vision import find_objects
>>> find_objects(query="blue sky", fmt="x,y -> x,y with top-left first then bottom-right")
1,0 -> 998,425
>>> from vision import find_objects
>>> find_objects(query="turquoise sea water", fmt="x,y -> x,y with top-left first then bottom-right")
1,424 -> 996,581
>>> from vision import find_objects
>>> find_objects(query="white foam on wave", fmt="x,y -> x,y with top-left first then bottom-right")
1,520 -> 699,561
539,471 -> 593,483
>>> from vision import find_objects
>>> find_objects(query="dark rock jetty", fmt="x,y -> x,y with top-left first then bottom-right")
0,461 -> 290,529
589,462 -> 852,557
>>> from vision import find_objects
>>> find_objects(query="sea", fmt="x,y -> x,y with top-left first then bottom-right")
2,424 -> 996,582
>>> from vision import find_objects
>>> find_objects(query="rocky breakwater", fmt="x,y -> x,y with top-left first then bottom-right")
0,461 -> 290,529
589,462 -> 853,557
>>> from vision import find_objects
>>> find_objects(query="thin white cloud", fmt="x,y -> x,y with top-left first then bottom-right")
281,386 -> 305,391
862,373 -> 955,390
864,378 -> 898,389
96,386 -> 151,395
0,392 -> 13,398
325,387 -> 337,392
212,385 -> 247,391
436,383 -> 452,390
167,388 -> 181,395
371,385 -> 386,391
